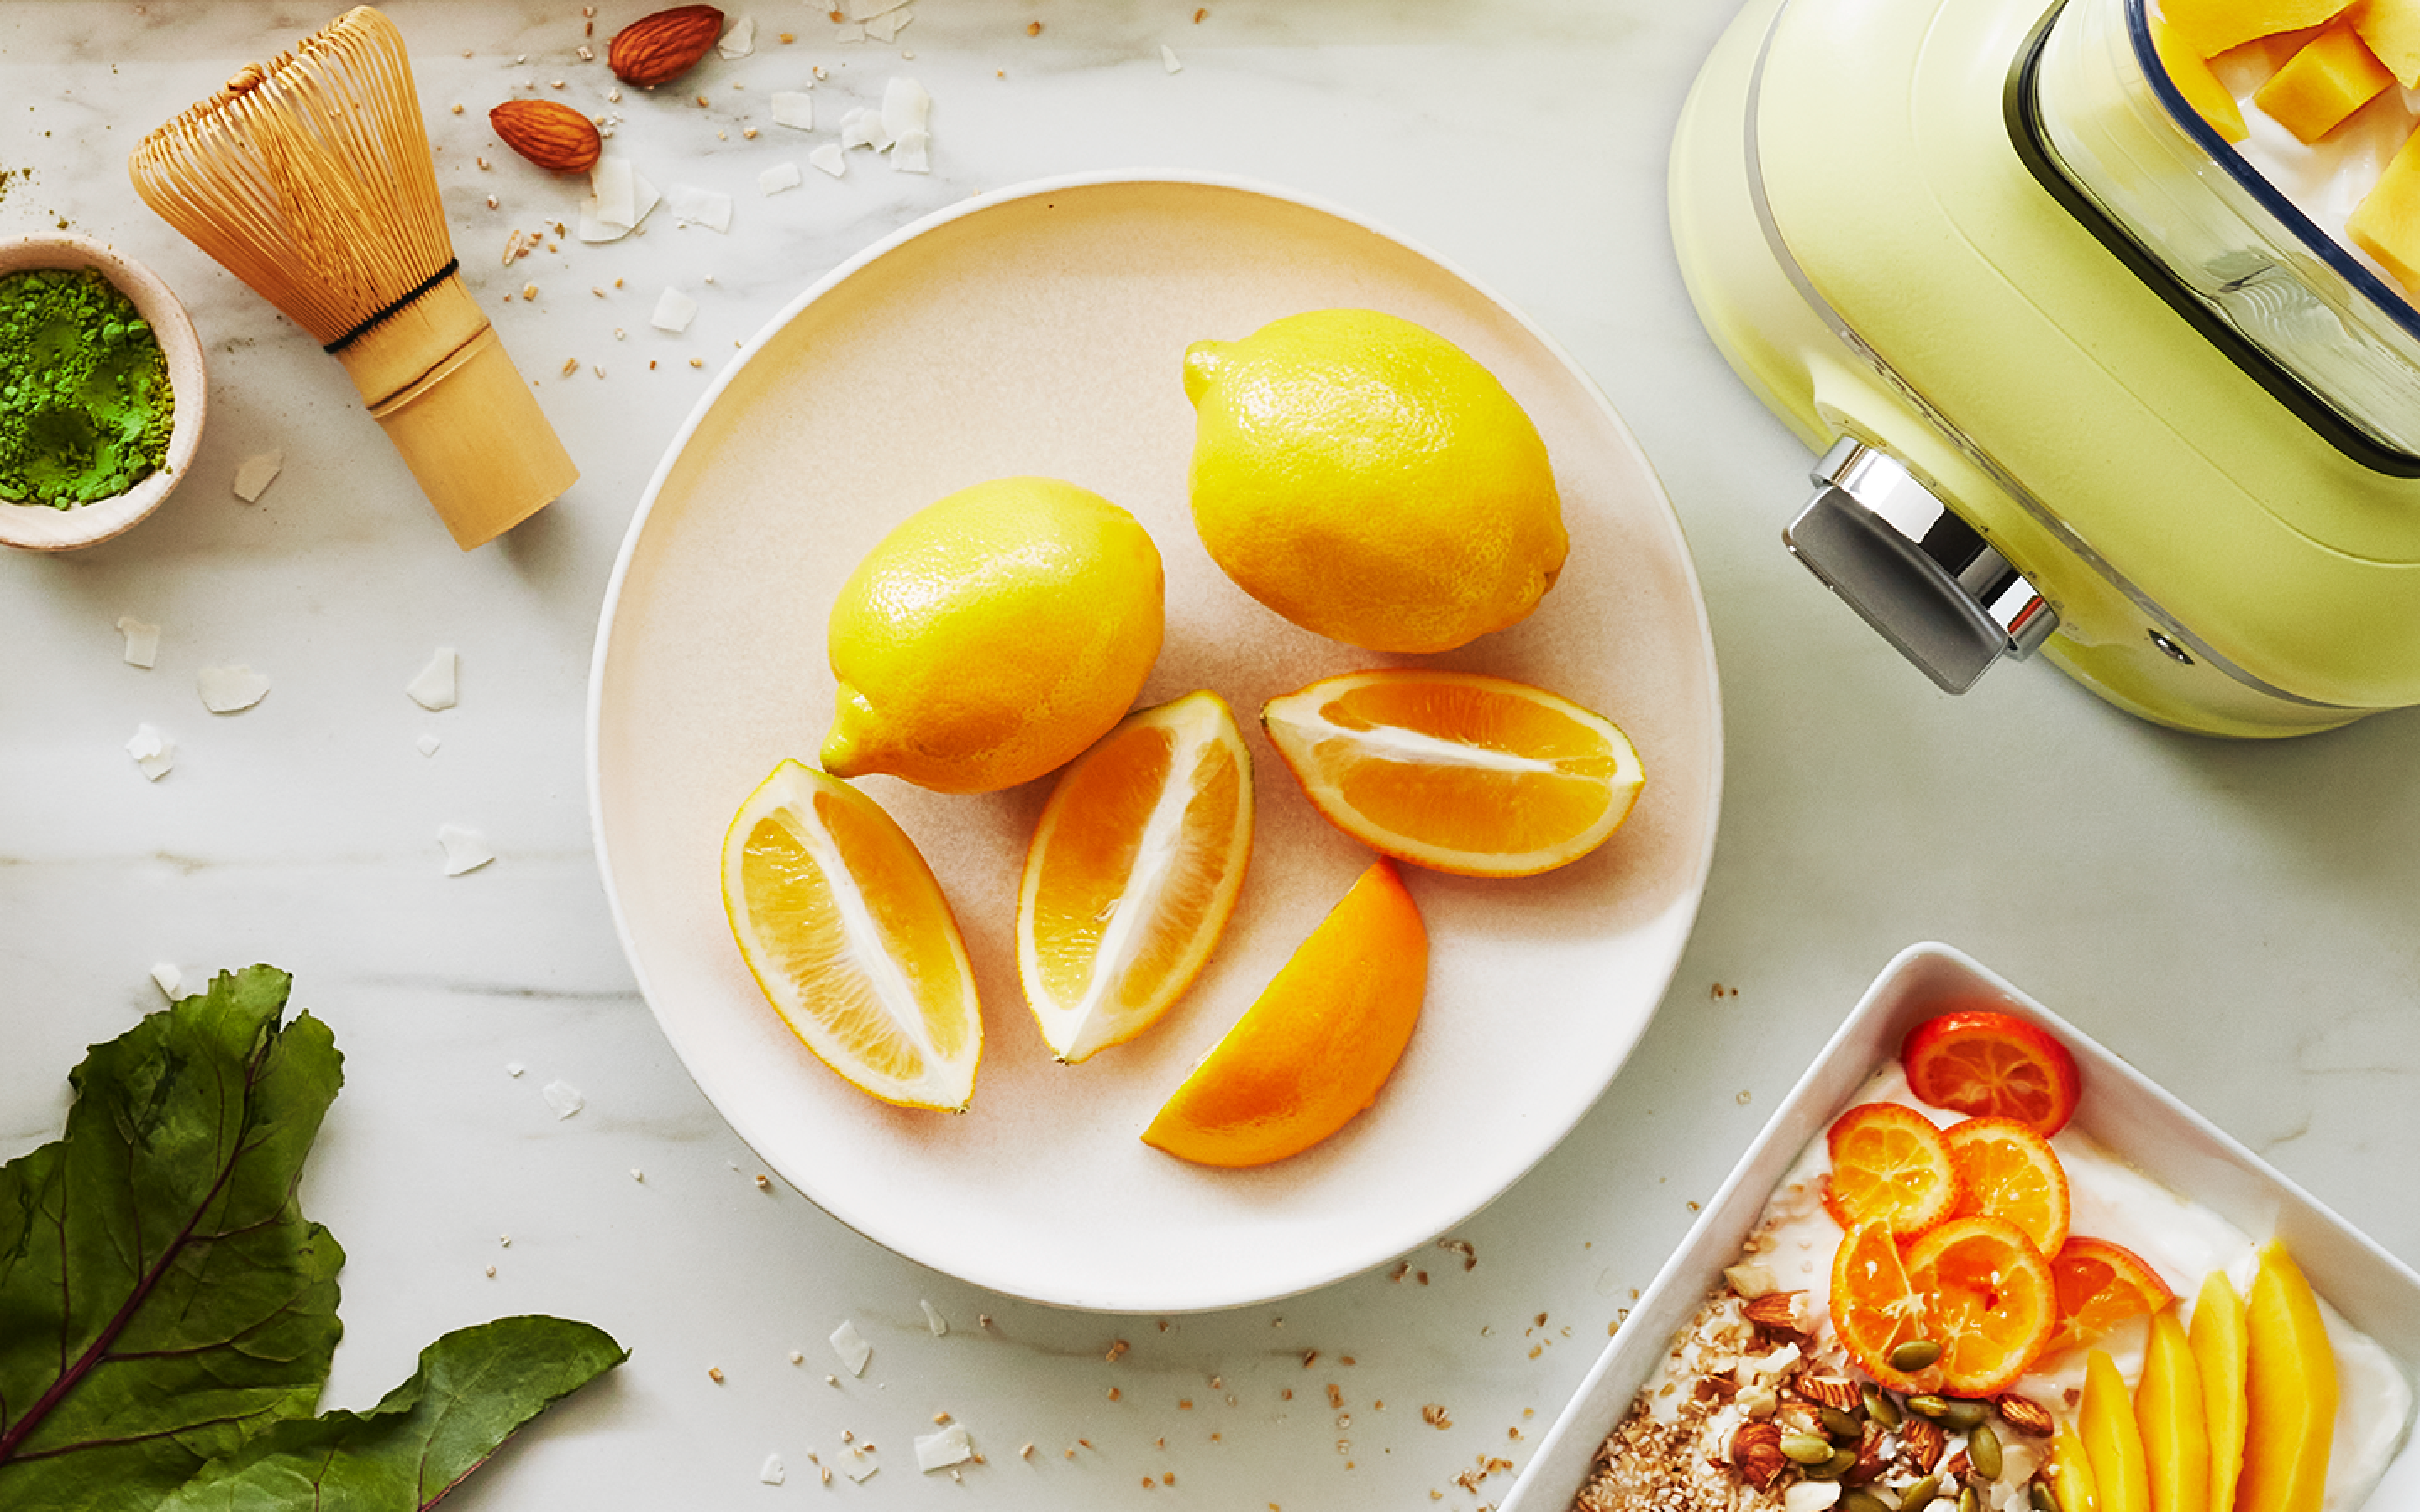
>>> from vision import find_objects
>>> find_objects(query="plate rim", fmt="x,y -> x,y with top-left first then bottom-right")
582,167 -> 1727,1312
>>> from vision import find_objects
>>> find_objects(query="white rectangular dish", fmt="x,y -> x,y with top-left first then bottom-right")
1500,940 -> 2420,1511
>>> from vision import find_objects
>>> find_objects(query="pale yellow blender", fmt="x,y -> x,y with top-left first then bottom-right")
1671,0 -> 2420,734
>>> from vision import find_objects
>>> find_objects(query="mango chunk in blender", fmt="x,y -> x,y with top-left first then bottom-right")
2347,121 -> 2420,291
2164,0 -> 2353,57
2154,15 -> 2251,139
2254,20 -> 2395,141
2351,0 -> 2420,87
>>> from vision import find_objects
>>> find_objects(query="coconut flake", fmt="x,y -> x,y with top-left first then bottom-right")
583,161 -> 661,241
197,664 -> 271,713
594,157 -> 637,227
232,449 -> 282,502
829,1320 -> 871,1376
808,142 -> 847,177
1161,43 -> 1182,72
865,7 -> 912,43
839,106 -> 890,151
117,615 -> 160,669
759,160 -> 802,195
652,286 -> 700,333
829,19 -> 867,42
666,184 -> 733,231
150,963 -> 183,998
880,76 -> 929,139
542,1079 -> 584,1119
438,822 -> 495,876
920,1299 -> 947,1336
126,723 -> 175,780
416,732 -> 442,757
759,1453 -> 786,1484
718,14 -> 756,56
407,647 -> 459,711
891,129 -> 929,173
771,91 -> 815,129
913,1422 -> 971,1472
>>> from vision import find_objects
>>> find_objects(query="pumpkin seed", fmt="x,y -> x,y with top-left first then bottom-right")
1890,1338 -> 1943,1372
1969,1424 -> 2003,1480
1781,1432 -> 1834,1465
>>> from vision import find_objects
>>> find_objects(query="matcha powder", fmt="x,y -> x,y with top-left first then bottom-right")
0,267 -> 176,508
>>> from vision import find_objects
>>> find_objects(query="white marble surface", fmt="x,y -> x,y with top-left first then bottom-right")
3,1 -> 2417,1509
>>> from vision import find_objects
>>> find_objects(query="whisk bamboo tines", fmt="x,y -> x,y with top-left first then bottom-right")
130,7 -> 575,549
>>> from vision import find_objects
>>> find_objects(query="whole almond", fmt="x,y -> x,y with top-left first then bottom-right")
610,4 -> 724,87
1730,1420 -> 1788,1490
1995,1394 -> 2055,1436
488,98 -> 602,173
1742,1291 -> 1804,1331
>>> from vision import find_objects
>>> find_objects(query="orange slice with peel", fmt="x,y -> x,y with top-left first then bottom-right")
1903,1213 -> 2060,1395
1944,1114 -> 2072,1259
722,759 -> 982,1110
1259,669 -> 1643,878
1830,1218 -> 1942,1395
2049,1236 -> 2177,1354
1823,1101 -> 1961,1235
1141,858 -> 1427,1167
1018,691 -> 1255,1063
1901,1008 -> 2083,1137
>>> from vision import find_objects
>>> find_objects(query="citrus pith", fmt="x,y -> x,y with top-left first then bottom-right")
1260,669 -> 1643,877
1018,691 -> 1255,1063
722,759 -> 982,1110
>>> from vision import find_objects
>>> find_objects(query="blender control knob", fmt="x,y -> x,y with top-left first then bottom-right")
1783,437 -> 2057,694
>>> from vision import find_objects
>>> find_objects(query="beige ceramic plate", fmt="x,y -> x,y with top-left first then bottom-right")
587,173 -> 1722,1312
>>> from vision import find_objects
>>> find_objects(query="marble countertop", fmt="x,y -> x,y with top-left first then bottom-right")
5,1 -> 2417,1508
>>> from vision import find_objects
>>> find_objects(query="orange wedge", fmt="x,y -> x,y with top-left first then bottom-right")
1142,858 -> 1427,1167
1944,1114 -> 2072,1258
1259,669 -> 1644,878
722,759 -> 982,1110
1018,691 -> 1255,1063
1903,1213 -> 2060,1395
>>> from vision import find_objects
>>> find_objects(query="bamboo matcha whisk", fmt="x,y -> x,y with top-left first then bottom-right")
129,7 -> 576,549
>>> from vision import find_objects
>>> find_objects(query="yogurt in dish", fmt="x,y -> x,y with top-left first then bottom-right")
1565,1059 -> 2416,1512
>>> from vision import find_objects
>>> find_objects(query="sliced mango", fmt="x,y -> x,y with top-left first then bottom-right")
2191,1270 -> 2251,1512
2165,0 -> 2355,57
2139,1305 -> 2210,1512
2050,1422 -> 2103,1512
2352,0 -> 2420,87
2238,1239 -> 2338,1512
2155,15 -> 2252,139
2254,20 -> 2396,142
2082,1348 -> 2153,1512
2349,123 -> 2420,294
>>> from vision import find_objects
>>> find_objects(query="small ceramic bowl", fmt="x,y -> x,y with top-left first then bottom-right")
0,233 -> 206,551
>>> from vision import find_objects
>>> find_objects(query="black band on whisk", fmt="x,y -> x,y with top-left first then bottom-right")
323,257 -> 460,354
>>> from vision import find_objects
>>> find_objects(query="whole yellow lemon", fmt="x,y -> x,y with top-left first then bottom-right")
820,477 -> 1165,795
1182,308 -> 1567,654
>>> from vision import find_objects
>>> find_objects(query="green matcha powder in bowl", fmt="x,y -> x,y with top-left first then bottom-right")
0,234 -> 205,551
